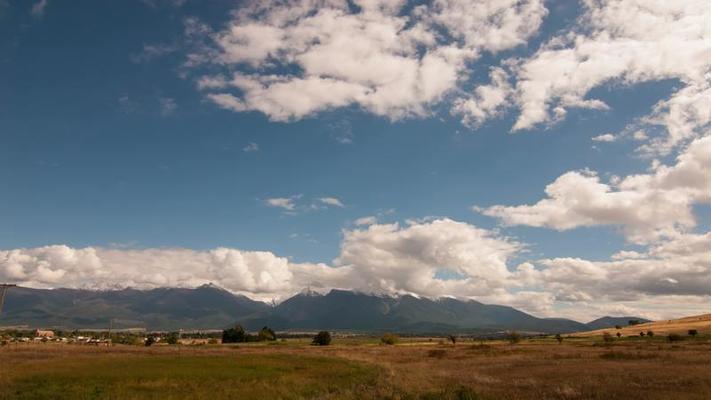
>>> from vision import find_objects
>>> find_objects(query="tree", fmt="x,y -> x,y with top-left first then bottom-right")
555,333 -> 563,344
616,332 -> 622,338
615,325 -> 622,330
646,330 -> 654,337
628,320 -> 641,326
165,332 -> 179,345
312,331 -> 331,346
507,331 -> 521,344
639,331 -> 645,337
381,333 -> 398,345
688,329 -> 698,338
144,336 -> 155,347
258,326 -> 276,341
222,324 -> 246,344
448,335 -> 457,345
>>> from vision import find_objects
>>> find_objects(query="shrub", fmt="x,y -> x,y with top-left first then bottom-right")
615,325 -> 622,330
312,331 -> 332,346
647,330 -> 654,337
208,338 -> 218,345
639,331 -> 646,337
381,333 -> 398,345
688,329 -> 698,337
507,331 -> 521,344
144,336 -> 155,347
165,332 -> 179,345
628,320 -> 641,326
258,326 -> 277,341
668,333 -> 683,342
616,332 -> 622,338
448,335 -> 457,345
222,325 -> 246,344
555,333 -> 563,344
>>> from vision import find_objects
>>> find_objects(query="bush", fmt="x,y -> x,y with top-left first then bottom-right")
222,325 -> 246,344
312,331 -> 331,346
555,333 -> 563,344
639,331 -> 646,337
615,325 -> 622,330
258,326 -> 277,341
208,338 -> 219,345
688,329 -> 698,337
144,336 -> 155,347
646,330 -> 654,337
448,335 -> 457,345
165,332 -> 179,345
507,331 -> 521,344
616,332 -> 622,338
381,333 -> 398,345
668,333 -> 683,342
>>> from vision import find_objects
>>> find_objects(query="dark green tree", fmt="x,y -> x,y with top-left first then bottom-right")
312,331 -> 332,346
258,326 -> 277,341
165,332 -> 179,345
222,324 -> 246,344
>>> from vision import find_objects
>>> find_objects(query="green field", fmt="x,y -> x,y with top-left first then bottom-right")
1,352 -> 377,400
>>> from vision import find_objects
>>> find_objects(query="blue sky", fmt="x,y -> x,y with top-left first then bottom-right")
1,0 -> 710,320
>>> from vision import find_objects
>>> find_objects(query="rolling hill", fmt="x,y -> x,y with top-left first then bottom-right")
572,313 -> 711,337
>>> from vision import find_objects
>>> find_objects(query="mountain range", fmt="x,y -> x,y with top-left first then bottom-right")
0,285 -> 646,334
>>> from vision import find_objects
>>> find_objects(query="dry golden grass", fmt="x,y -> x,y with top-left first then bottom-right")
572,313 -> 711,337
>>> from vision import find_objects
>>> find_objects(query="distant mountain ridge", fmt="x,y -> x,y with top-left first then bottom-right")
0,286 -> 646,334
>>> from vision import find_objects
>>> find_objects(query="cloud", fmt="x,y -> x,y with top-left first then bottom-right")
31,0 -> 48,18
265,196 -> 298,211
504,1 -> 711,153
318,197 -> 345,208
265,195 -> 346,213
159,97 -> 178,115
334,219 -> 523,298
0,219 -> 522,302
190,0 -> 546,121
243,142 -> 259,152
480,134 -> 711,244
354,216 -> 378,226
592,133 -> 616,142
4,218 -> 711,319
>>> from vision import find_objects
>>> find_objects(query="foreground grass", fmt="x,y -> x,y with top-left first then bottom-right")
0,351 -> 378,400
3,337 -> 711,399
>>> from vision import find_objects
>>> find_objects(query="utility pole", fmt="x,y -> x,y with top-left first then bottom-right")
0,284 -> 17,316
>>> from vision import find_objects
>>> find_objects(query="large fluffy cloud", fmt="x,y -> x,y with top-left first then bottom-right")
0,219 -> 522,302
502,0 -> 711,154
481,134 -> 711,244
190,0 -> 547,121
4,218 -> 711,320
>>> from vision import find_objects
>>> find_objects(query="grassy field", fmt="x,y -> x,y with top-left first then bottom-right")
2,336 -> 711,399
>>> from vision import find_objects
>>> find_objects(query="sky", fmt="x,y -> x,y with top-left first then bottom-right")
1,0 -> 710,322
